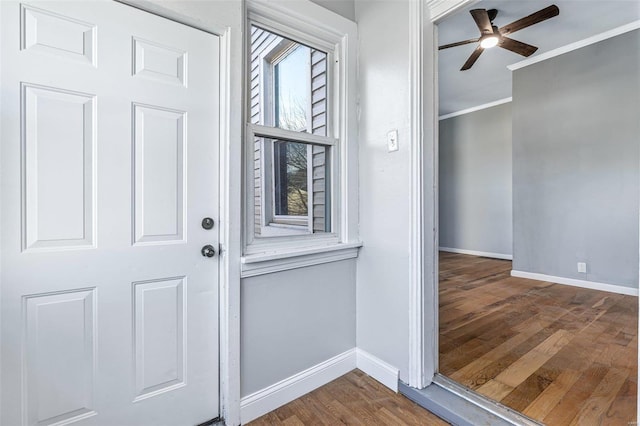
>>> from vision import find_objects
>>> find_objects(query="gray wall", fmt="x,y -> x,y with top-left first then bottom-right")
309,0 -> 355,21
241,260 -> 356,396
439,103 -> 513,257
512,30 -> 640,288
354,0 -> 413,383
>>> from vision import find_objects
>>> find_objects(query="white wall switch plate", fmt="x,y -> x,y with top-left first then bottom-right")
577,262 -> 587,273
387,129 -> 399,152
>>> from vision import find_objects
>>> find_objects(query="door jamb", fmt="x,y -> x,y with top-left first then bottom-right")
409,0 -> 476,389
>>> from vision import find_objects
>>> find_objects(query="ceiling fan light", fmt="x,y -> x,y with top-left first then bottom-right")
480,35 -> 499,49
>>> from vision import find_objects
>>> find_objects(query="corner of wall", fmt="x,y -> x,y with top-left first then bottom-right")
240,349 -> 357,424
356,348 -> 400,392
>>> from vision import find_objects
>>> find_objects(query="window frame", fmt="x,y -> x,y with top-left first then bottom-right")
246,123 -> 338,251
251,25 -> 333,241
243,2 -> 359,265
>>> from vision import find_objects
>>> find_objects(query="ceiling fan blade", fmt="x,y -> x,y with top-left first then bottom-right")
499,36 -> 538,57
439,38 -> 480,50
461,45 -> 484,71
499,5 -> 560,36
470,9 -> 494,36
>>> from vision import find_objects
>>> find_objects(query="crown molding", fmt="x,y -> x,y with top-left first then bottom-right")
508,20 -> 640,71
439,97 -> 511,120
425,0 -> 477,22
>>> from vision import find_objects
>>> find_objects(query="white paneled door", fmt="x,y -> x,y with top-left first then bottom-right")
1,2 -> 220,425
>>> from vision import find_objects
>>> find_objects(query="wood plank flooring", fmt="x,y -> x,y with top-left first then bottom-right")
247,370 -> 449,425
439,251 -> 638,425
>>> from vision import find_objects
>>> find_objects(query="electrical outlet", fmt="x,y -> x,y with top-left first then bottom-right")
387,129 -> 398,152
577,262 -> 587,273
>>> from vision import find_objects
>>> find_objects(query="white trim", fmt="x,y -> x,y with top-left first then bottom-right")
426,0 -> 478,22
240,242 -> 362,277
247,0 -> 347,52
438,97 -> 512,121
238,347 -> 403,424
242,241 -> 361,263
508,20 -> 640,71
408,0 -> 426,390
356,349 -> 400,392
250,123 -> 338,147
409,2 -> 451,391
218,21 -> 243,426
239,349 -> 357,424
439,247 -> 513,261
115,0 -> 229,35
511,270 -> 639,297
429,21 -> 440,384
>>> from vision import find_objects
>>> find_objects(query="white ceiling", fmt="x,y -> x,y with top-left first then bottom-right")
437,0 -> 640,115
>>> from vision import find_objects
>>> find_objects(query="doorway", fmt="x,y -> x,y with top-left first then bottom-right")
434,1 -> 639,423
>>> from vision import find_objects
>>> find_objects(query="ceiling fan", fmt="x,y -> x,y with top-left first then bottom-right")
439,5 -> 560,71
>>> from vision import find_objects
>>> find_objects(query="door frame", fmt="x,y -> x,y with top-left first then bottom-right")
44,1 -> 241,423
411,0 -> 640,419
407,0 -> 476,391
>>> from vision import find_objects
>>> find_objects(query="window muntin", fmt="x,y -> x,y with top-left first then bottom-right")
249,24 -> 332,239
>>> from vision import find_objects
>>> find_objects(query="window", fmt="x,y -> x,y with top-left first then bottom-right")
248,25 -> 333,240
243,5 -> 358,264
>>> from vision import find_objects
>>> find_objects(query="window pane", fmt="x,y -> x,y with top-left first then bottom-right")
274,141 -> 308,216
275,47 -> 309,132
253,137 -> 331,237
249,25 -> 327,136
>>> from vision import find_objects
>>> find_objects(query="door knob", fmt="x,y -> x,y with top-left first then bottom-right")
201,244 -> 216,258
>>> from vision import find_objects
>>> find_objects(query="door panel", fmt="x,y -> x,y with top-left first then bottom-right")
133,103 -> 187,244
133,277 -> 186,400
22,83 -> 96,251
24,288 -> 97,426
1,2 -> 220,425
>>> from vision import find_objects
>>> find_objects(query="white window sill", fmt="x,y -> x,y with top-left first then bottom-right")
241,241 -> 363,278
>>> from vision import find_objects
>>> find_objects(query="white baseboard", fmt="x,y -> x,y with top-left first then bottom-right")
356,349 -> 400,392
239,348 -> 403,423
439,247 -> 513,261
511,270 -> 639,297
239,349 -> 357,424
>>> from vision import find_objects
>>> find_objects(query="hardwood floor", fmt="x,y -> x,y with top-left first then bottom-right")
439,251 -> 638,425
247,370 -> 449,425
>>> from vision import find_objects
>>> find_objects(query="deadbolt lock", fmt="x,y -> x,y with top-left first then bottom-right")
201,217 -> 214,230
